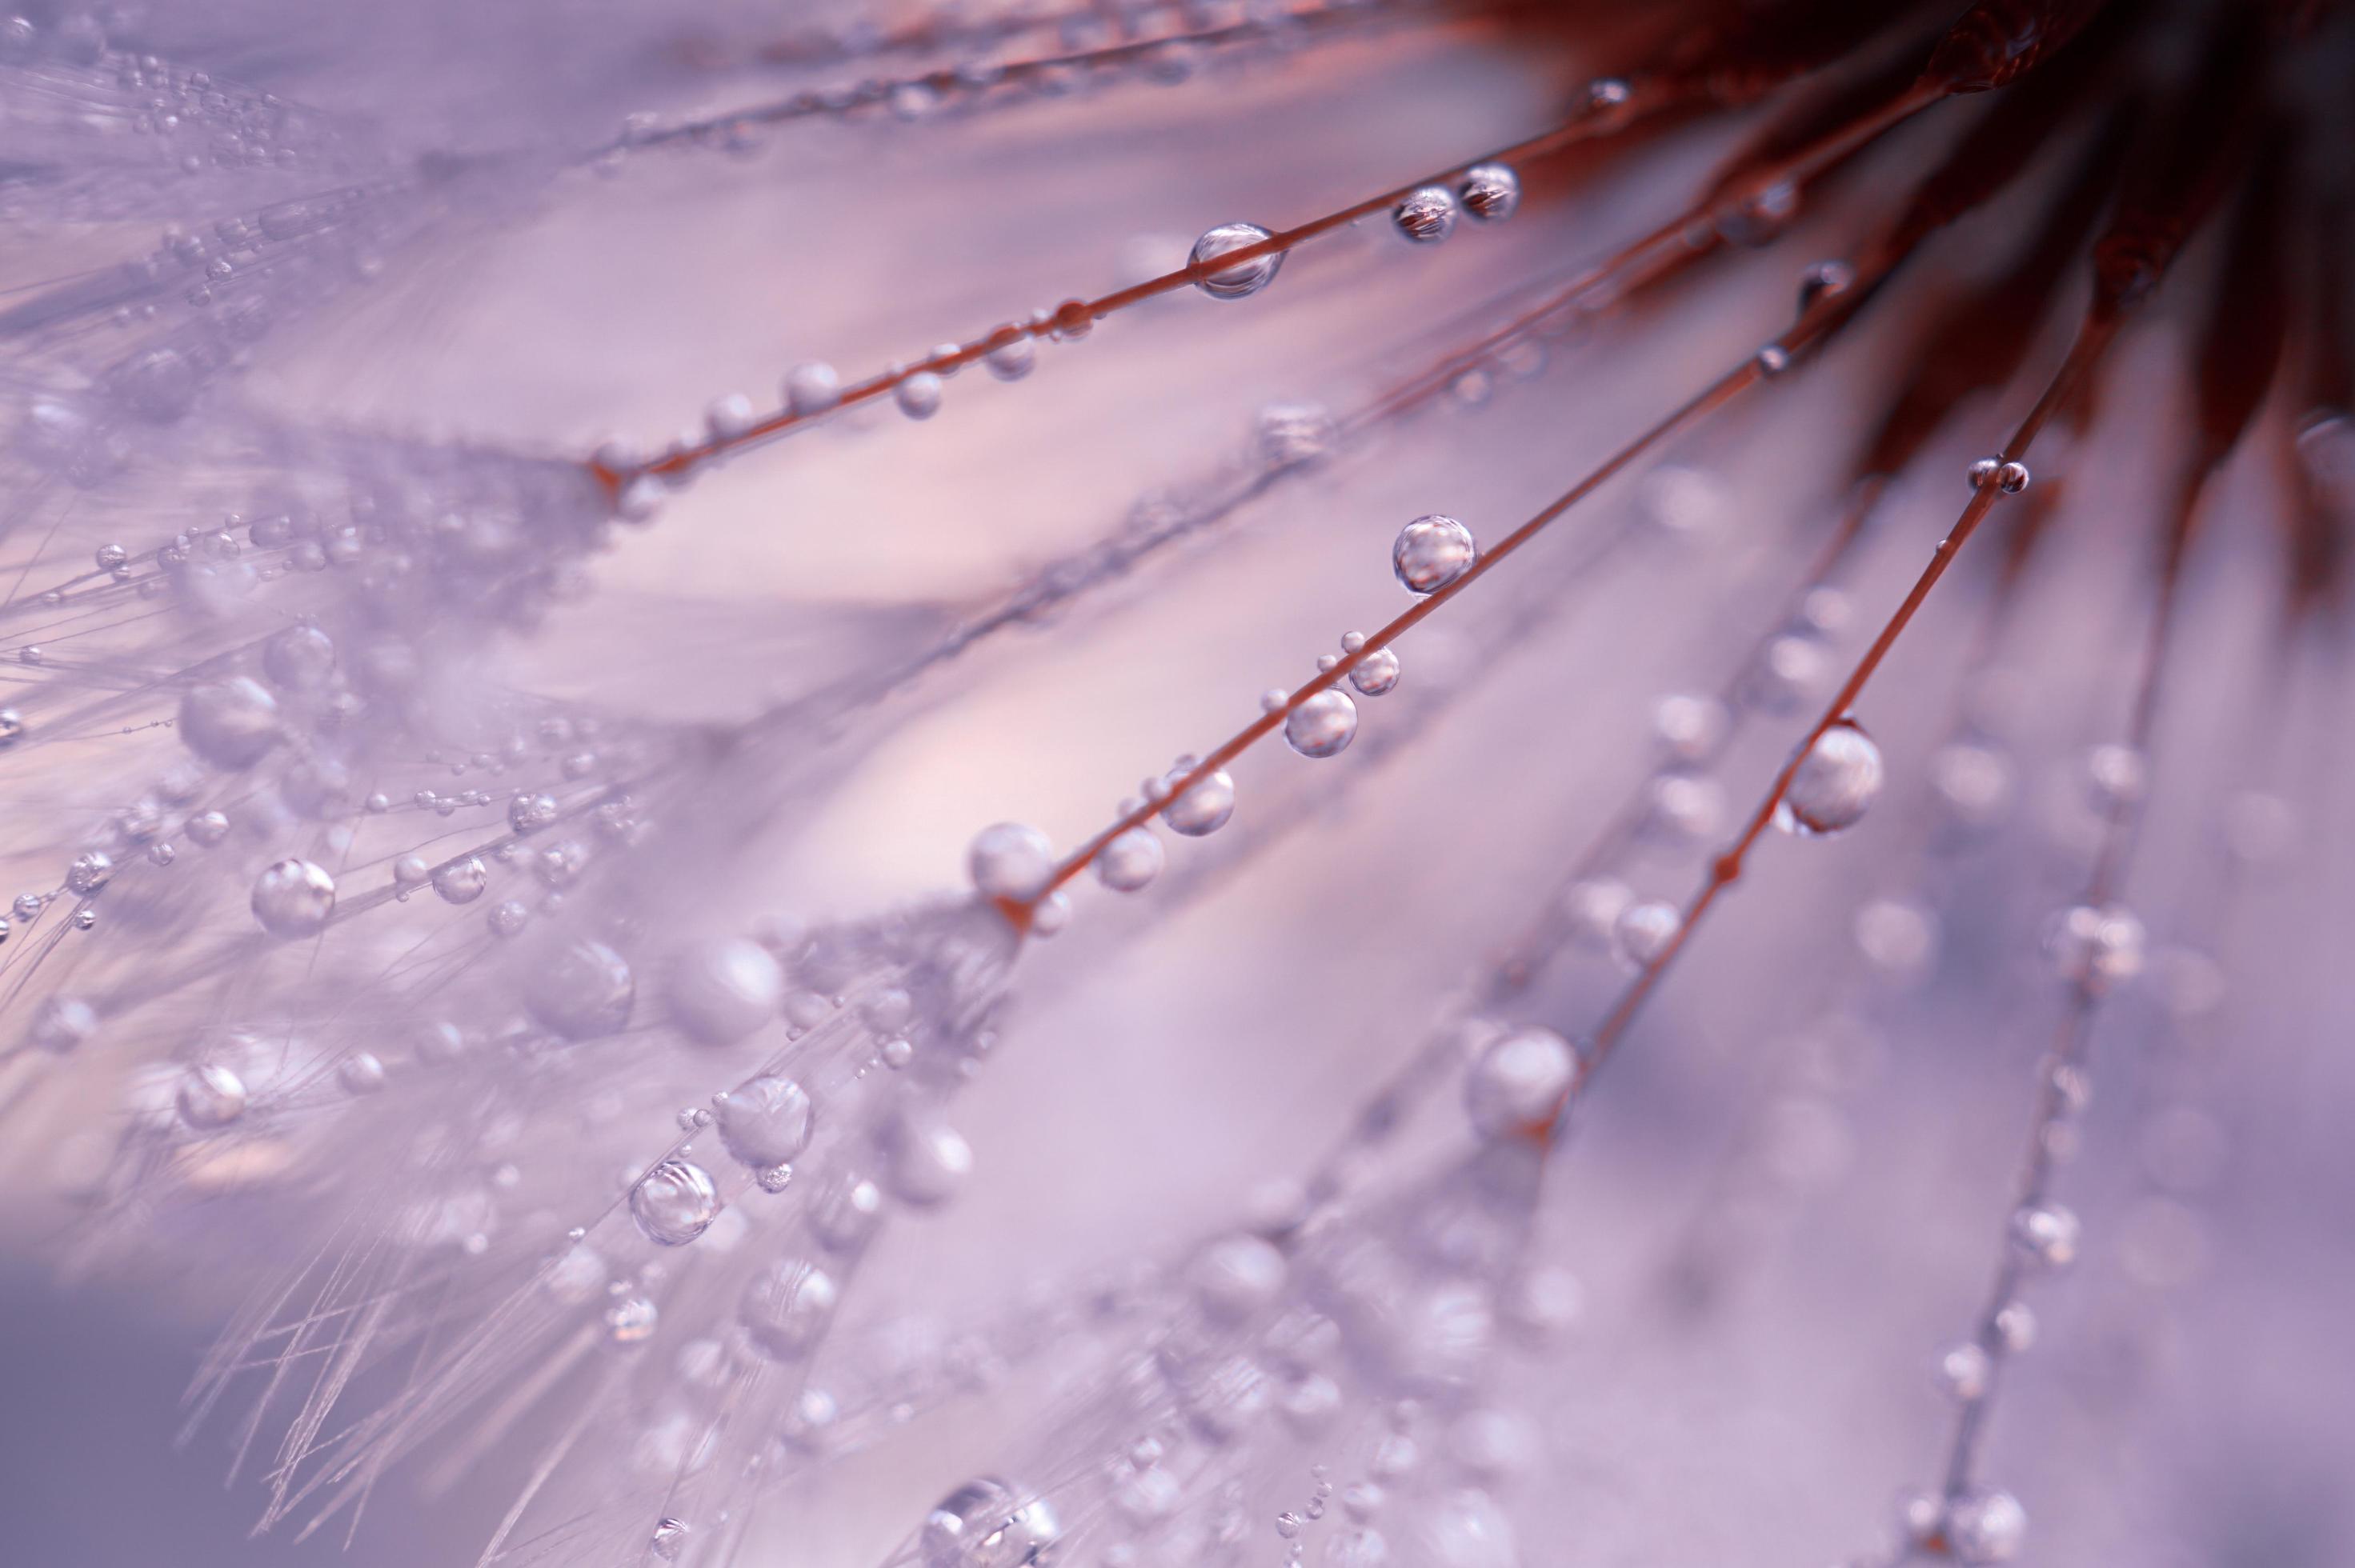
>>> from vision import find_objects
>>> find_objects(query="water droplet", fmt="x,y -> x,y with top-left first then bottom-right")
785,362 -> 841,416
66,850 -> 114,895
526,939 -> 636,1039
1095,826 -> 1163,892
178,1063 -> 248,1129
1392,514 -> 1476,593
1458,162 -> 1521,221
260,624 -> 335,689
1613,900 -> 1681,967
178,677 -> 281,768
969,822 -> 1055,901
1189,1233 -> 1288,1321
714,1075 -> 815,1168
1349,647 -> 1400,696
507,792 -> 558,834
1938,1342 -> 1991,1400
651,1517 -> 689,1561
338,1052 -> 386,1094
1392,185 -> 1459,243
879,1114 -> 973,1206
1775,718 -> 1884,836
250,858 -> 335,938
739,1258 -> 839,1358
1191,222 -> 1283,300
665,937 -> 783,1046
2009,1202 -> 2079,1270
919,1476 -> 1060,1566
631,1158 -> 721,1246
1160,766 -> 1236,836
985,334 -> 1036,382
1944,1488 -> 2027,1563
606,1294 -> 659,1342
1464,1026 -> 1576,1139
1284,690 -> 1358,758
897,371 -> 943,419
432,856 -> 488,905
2044,904 -> 2144,990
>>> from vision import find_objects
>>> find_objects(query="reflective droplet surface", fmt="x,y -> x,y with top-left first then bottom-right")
1284,690 -> 1358,758
1392,184 -> 1460,243
1349,646 -> 1401,696
1159,766 -> 1235,836
250,858 -> 335,938
1945,1488 -> 2027,1563
1392,514 -> 1476,594
969,822 -> 1055,902
178,1062 -> 248,1129
1190,222 -> 1283,300
631,1158 -> 721,1246
1775,718 -> 1884,836
666,937 -> 783,1046
919,1475 -> 1060,1567
715,1075 -> 815,1168
739,1258 -> 839,1358
785,362 -> 840,416
1458,162 -> 1521,221
1613,900 -> 1682,968
432,856 -> 488,905
880,1114 -> 974,1206
178,678 -> 281,769
1095,826 -> 1163,892
527,939 -> 636,1039
1464,1026 -> 1576,1138
897,371 -> 943,419
2009,1202 -> 2080,1270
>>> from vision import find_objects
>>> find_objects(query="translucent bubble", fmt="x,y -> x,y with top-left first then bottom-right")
507,793 -> 558,834
665,937 -> 783,1046
1458,162 -> 1521,221
739,1258 -> 839,1358
1030,890 -> 1072,937
715,1075 -> 814,1168
526,939 -> 636,1039
651,1518 -> 689,1562
1189,1234 -> 1288,1321
1464,1026 -> 1576,1139
1992,1301 -> 2036,1352
2044,904 -> 2144,990
811,1170 -> 884,1252
1095,826 -> 1163,892
1932,741 -> 2014,829
1613,900 -> 1681,968
32,997 -> 97,1054
1652,693 -> 1728,763
1159,765 -> 1235,836
985,335 -> 1036,382
66,850 -> 114,895
785,362 -> 841,416
1945,1488 -> 2026,1563
919,1476 -> 1060,1567
186,810 -> 230,847
1745,632 -> 1832,713
250,858 -> 335,938
2008,1202 -> 2080,1270
630,1158 -> 721,1246
1636,465 -> 1726,537
338,1052 -> 386,1094
1644,771 -> 1727,842
1191,221 -> 1284,300
1938,1342 -> 1991,1400
1776,719 -> 1884,836
1349,647 -> 1401,696
432,855 -> 488,905
261,624 -> 335,689
1392,184 -> 1460,243
879,1114 -> 974,1206
897,371 -> 943,420
606,1294 -> 659,1342
178,1063 -> 248,1129
969,822 -> 1055,901
1392,514 -> 1476,593
1853,898 -> 1939,974
1285,690 -> 1358,758
1256,402 -> 1336,469
178,677 -> 282,768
